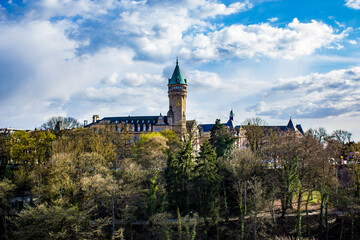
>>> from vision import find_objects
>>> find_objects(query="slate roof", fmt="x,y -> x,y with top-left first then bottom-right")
101,116 -> 163,125
199,115 -> 304,136
168,58 -> 187,85
198,123 -> 215,132
87,115 -> 169,132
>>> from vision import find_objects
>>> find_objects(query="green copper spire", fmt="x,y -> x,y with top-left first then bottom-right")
168,58 -> 187,85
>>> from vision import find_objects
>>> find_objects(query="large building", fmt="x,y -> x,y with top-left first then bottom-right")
87,59 -> 304,149
87,59 -> 198,140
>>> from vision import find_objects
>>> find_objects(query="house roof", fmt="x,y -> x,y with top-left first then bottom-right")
198,124 -> 215,132
199,117 -> 304,136
89,115 -> 168,126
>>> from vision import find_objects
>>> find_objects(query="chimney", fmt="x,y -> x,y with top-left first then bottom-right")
84,120 -> 88,126
92,115 -> 99,124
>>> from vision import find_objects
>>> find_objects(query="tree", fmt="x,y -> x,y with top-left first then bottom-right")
0,136 -> 11,166
306,127 -> 328,145
41,116 -> 82,131
113,123 -> 135,168
225,149 -> 263,240
332,129 -> 352,145
160,129 -> 182,154
261,131 -> 301,218
210,119 -> 236,158
8,130 -> 55,167
165,140 -> 194,214
146,171 -> 166,218
88,125 -> 117,166
193,140 -> 220,218
132,132 -> 168,169
0,178 -> 15,240
9,204 -> 111,240
242,117 -> 267,153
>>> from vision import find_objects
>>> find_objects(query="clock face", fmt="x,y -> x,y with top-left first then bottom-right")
176,100 -> 181,106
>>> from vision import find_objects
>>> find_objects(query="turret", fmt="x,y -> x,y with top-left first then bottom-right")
168,58 -> 187,135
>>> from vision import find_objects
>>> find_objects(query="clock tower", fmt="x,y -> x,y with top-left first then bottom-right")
167,58 -> 187,135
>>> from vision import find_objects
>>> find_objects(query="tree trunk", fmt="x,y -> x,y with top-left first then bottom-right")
223,182 -> 229,221
112,198 -> 115,239
253,213 -> 257,240
325,197 -> 329,240
319,192 -> 328,239
297,189 -> 302,239
238,181 -> 246,240
239,196 -> 244,240
2,213 -> 8,240
177,207 -> 182,240
350,212 -> 354,240
339,216 -> 344,240
306,190 -> 312,236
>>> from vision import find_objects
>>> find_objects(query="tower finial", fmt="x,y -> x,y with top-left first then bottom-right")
176,57 -> 178,65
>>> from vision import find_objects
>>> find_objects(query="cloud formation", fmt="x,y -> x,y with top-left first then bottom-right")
246,66 -> 360,119
186,18 -> 348,61
0,0 -> 359,140
345,0 -> 360,9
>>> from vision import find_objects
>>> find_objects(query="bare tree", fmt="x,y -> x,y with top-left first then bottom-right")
306,127 -> 328,145
242,117 -> 267,152
332,129 -> 352,145
41,116 -> 82,131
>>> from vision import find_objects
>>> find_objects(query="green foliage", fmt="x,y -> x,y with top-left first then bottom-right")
9,204 -> 110,240
161,129 -> 182,153
147,171 -> 166,218
0,136 -> 11,166
133,132 -> 168,169
210,119 -> 235,158
8,131 -> 55,167
165,140 -> 194,214
1,121 -> 358,239
0,178 -> 15,211
194,140 -> 220,218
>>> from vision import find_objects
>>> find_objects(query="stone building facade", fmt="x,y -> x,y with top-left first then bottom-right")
87,59 -> 303,151
87,59 -> 200,150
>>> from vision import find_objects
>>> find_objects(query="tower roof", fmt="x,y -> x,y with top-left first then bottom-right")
168,58 -> 187,85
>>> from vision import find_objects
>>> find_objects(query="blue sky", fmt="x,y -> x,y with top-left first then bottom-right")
1,0 -> 360,140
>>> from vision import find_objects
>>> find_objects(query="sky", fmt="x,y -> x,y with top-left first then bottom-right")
1,0 -> 360,140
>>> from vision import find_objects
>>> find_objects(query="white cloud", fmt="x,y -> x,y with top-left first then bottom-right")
246,66 -> 360,119
188,70 -> 223,88
268,17 -> 278,22
186,18 -> 348,61
102,72 -> 118,84
28,0 -> 118,19
121,73 -> 163,87
349,39 -> 357,44
345,0 -> 360,9
0,0 -> 357,136
196,1 -> 252,18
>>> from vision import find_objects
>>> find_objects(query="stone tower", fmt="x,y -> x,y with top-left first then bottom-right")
167,58 -> 187,135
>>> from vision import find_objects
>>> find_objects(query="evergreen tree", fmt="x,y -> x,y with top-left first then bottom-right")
147,171 -> 166,217
165,141 -> 194,214
194,140 -> 221,218
210,119 -> 235,158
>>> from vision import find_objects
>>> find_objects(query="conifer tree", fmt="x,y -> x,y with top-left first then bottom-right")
210,119 -> 235,158
165,152 -> 180,210
194,140 -> 220,218
165,141 -> 194,214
